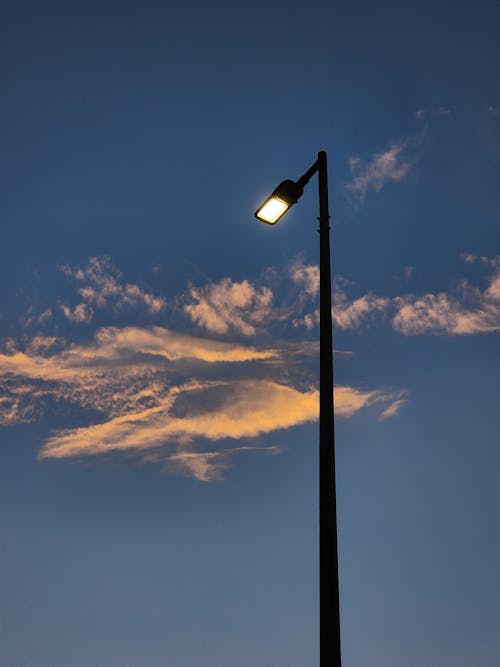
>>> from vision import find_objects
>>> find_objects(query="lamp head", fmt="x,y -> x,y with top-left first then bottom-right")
254,179 -> 304,224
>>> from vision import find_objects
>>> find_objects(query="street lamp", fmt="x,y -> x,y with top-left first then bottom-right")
254,151 -> 341,667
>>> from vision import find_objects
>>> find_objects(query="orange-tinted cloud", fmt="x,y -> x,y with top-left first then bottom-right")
38,380 -> 402,477
0,327 -> 279,427
1,257 -> 410,480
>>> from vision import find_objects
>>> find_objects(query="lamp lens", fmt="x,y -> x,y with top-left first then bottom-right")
256,197 -> 289,224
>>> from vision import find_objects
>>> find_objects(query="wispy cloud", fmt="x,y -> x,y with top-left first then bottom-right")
333,291 -> 390,331
184,278 -> 273,336
393,290 -> 500,335
168,445 -> 283,482
0,327 -> 400,479
59,256 -> 165,323
38,379 -> 401,481
294,256 -> 500,337
60,303 -> 94,323
379,399 -> 408,421
393,254 -> 500,335
293,275 -> 390,332
0,326 -> 278,425
0,256 -> 408,480
0,323 -> 275,385
414,106 -> 452,120
21,307 -> 53,329
402,266 -> 415,282
290,262 -> 320,298
346,142 -> 415,202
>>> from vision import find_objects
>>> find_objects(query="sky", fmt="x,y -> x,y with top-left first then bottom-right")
1,1 -> 499,666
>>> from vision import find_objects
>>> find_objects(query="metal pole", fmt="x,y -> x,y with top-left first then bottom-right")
318,150 -> 341,666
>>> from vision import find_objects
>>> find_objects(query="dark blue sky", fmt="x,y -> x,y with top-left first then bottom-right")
1,1 -> 499,666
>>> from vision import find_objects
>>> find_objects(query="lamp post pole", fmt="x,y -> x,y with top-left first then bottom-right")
254,150 -> 341,667
317,151 -> 341,667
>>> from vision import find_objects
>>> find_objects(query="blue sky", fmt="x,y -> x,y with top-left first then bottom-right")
1,1 -> 499,666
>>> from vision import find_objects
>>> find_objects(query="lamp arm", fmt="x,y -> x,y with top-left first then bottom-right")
296,159 -> 319,189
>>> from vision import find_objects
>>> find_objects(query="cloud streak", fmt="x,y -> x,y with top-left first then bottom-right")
59,256 -> 165,323
1,324 -> 401,478
1,256 -> 411,480
294,256 -> 500,337
38,379 -> 402,480
346,142 -> 414,201
393,256 -> 500,335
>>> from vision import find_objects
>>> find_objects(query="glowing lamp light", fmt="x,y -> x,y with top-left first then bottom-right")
255,196 -> 289,224
254,179 -> 304,225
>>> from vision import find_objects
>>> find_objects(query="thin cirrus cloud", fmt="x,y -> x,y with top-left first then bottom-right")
345,116 -> 452,203
293,255 -> 500,337
0,327 -> 275,379
59,255 -> 165,322
1,332 -> 402,480
38,379 -> 403,481
414,106 -> 452,120
0,256 -> 408,480
379,399 -> 409,421
167,445 -> 283,482
0,326 -> 277,428
345,142 -> 415,202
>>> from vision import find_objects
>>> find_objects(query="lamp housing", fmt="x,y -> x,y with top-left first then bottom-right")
254,179 -> 304,224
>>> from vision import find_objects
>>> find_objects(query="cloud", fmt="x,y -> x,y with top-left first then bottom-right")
402,266 -> 415,281
59,256 -> 165,322
346,142 -> 414,201
293,280 -> 390,332
379,399 -> 408,421
88,326 -> 277,364
21,307 -> 53,329
1,256 -> 410,480
39,381 -> 317,457
184,278 -> 273,336
167,445 -> 283,482
0,326 -> 276,382
37,380 -> 400,475
295,256 -> 500,337
60,303 -> 94,323
0,326 -> 278,425
1,324 -> 400,479
393,291 -> 500,335
414,107 -> 452,120
460,252 -> 499,269
393,256 -> 500,335
0,393 -> 39,426
290,262 -> 320,297
293,310 -> 319,331
333,290 -> 390,331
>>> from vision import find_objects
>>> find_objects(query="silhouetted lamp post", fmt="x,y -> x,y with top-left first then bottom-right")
254,151 -> 341,667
